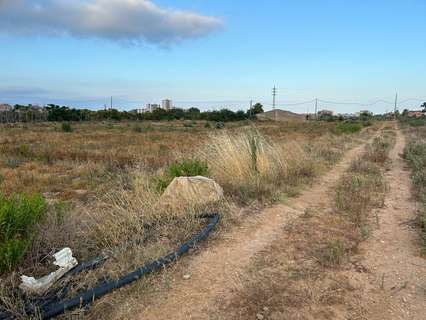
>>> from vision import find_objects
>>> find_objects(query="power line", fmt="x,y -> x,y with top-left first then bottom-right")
317,99 -> 394,106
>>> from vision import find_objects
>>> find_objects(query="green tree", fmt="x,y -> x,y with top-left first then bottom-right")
250,103 -> 264,115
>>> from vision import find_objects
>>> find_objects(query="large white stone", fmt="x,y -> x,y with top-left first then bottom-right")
161,176 -> 224,208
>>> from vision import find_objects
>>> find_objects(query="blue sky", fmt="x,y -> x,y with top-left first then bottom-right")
0,0 -> 425,113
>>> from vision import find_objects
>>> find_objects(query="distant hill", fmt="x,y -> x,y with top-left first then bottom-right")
256,109 -> 306,122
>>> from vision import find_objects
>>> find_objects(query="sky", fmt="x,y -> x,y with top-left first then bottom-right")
0,0 -> 425,114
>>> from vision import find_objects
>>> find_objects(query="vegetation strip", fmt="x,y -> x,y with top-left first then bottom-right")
402,121 -> 426,252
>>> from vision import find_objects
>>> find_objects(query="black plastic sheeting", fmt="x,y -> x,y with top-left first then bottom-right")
0,213 -> 219,320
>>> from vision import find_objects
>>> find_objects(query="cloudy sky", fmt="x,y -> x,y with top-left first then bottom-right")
1,0 -> 425,113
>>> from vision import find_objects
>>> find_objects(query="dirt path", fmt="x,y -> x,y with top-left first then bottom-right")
137,140 -> 370,320
353,128 -> 426,319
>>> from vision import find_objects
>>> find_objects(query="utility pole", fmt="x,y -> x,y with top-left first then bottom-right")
314,98 -> 318,120
394,92 -> 398,120
272,86 -> 277,121
272,86 -> 277,109
110,96 -> 113,110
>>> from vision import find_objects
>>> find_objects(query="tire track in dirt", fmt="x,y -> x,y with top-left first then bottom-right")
137,139 -> 371,320
352,127 -> 426,320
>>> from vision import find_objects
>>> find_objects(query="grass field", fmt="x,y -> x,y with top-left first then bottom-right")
0,119 -> 373,318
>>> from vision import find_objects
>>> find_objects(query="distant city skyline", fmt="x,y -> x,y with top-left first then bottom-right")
1,1 -> 425,114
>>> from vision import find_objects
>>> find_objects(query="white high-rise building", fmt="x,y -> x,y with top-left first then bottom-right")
161,99 -> 172,110
145,103 -> 160,112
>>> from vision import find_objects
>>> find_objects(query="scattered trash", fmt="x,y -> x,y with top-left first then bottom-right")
183,274 -> 191,280
20,248 -> 78,295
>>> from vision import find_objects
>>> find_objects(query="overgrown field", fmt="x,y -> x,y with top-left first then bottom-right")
0,119 -> 373,318
402,118 -> 426,253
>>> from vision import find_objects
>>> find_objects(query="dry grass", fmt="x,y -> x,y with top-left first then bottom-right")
402,121 -> 426,253
200,129 -> 349,203
0,120 -> 369,319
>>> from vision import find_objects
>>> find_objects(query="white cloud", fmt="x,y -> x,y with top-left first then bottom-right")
0,0 -> 222,45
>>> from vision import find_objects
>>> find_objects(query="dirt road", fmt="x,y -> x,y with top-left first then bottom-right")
354,128 -> 426,319
137,138 -> 370,320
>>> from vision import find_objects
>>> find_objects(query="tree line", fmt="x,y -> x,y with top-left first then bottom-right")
44,103 -> 264,122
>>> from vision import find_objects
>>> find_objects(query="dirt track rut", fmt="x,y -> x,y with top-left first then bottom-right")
353,127 -> 426,319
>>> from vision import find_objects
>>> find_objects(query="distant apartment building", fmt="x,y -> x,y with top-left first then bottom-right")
146,103 -> 160,112
161,99 -> 172,110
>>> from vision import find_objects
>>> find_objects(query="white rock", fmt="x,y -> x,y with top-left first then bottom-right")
161,176 -> 224,209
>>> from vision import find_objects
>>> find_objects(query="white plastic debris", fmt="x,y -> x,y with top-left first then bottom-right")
20,248 -> 78,295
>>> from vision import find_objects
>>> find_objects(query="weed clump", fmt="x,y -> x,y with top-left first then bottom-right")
334,122 -> 363,134
335,133 -> 394,226
0,193 -> 46,273
200,130 -> 318,202
156,159 -> 209,191
365,135 -> 394,164
61,122 -> 73,132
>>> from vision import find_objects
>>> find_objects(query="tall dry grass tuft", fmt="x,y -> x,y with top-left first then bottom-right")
199,130 -> 318,201
335,132 -> 394,226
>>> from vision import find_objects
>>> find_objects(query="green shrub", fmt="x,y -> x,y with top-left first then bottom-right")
156,159 -> 209,191
18,144 -> 32,158
204,122 -> 212,128
401,117 -> 426,127
0,193 -> 47,273
334,122 -> 362,134
61,122 -> 73,132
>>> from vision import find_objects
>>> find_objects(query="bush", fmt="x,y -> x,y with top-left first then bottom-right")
334,122 -> 363,134
401,117 -> 426,127
61,122 -> 73,132
156,159 -> 209,191
0,193 -> 46,273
